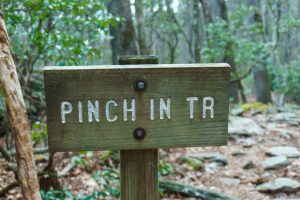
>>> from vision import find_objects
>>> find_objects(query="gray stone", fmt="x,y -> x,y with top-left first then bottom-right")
205,162 -> 222,173
188,152 -> 228,166
219,177 -> 241,185
243,161 -> 255,170
262,156 -> 289,170
266,146 -> 300,158
256,177 -> 300,193
265,122 -> 277,130
249,109 -> 262,116
267,127 -> 295,139
236,138 -> 256,148
230,107 -> 244,116
279,131 -> 293,139
231,151 -> 246,157
269,112 -> 300,126
229,117 -> 264,136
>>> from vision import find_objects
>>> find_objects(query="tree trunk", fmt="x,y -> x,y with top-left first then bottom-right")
193,0 -> 201,63
169,46 -> 176,64
200,0 -> 213,24
249,0 -> 272,103
107,0 -> 138,64
253,66 -> 271,103
0,11 -> 41,200
135,0 -> 149,55
180,0 -> 194,62
219,0 -> 246,103
200,0 -> 213,54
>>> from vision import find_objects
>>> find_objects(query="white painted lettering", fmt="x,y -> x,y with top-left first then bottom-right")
123,99 -> 136,121
60,96 -> 217,123
88,100 -> 100,122
186,97 -> 199,119
150,98 -> 155,120
203,96 -> 215,118
106,100 -> 118,122
78,101 -> 83,123
160,97 -> 171,119
61,101 -> 72,124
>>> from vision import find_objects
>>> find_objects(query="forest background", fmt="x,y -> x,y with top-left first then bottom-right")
0,0 -> 300,199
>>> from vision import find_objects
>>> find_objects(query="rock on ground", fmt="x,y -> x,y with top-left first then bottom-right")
256,177 -> 300,193
229,117 -> 264,135
219,177 -> 241,185
265,146 -> 300,158
269,112 -> 300,126
235,138 -> 256,148
187,152 -> 228,166
262,156 -> 289,170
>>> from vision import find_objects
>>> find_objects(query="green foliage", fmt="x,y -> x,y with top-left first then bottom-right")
32,120 -> 47,144
270,57 -> 300,102
40,189 -> 111,200
202,4 -> 270,79
281,17 -> 300,32
71,151 -> 94,167
202,21 -> 228,62
1,0 -> 118,114
41,189 -> 74,200
40,168 -> 120,200
92,168 -> 120,198
181,156 -> 204,170
241,102 -> 269,112
158,160 -> 174,176
3,0 -> 116,66
40,161 -> 174,199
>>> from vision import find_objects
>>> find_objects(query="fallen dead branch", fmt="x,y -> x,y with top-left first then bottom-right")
159,179 -> 237,200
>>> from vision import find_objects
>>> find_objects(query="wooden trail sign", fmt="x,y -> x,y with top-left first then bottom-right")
44,56 -> 230,200
44,63 -> 230,152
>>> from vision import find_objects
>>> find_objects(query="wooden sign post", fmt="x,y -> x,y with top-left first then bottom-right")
118,56 -> 158,200
44,55 -> 230,200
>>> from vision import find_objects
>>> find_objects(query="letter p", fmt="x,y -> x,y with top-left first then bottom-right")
61,101 -> 73,123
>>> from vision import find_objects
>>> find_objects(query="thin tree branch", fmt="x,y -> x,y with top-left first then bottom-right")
0,145 -> 11,161
0,170 -> 59,198
0,182 -> 19,198
230,66 -> 253,83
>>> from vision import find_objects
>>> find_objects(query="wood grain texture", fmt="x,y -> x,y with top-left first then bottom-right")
0,11 -> 41,200
121,149 -> 158,200
44,63 -> 230,151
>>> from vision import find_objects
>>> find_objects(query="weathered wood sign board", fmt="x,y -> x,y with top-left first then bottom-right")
44,63 -> 230,152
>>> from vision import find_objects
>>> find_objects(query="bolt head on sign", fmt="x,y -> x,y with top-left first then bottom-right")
137,81 -> 144,89
44,63 -> 230,152
133,127 -> 146,140
135,80 -> 146,91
